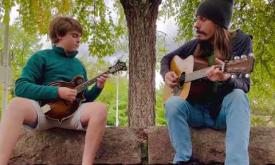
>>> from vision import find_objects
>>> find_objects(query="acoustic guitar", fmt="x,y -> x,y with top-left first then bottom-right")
163,55 -> 254,101
40,60 -> 127,122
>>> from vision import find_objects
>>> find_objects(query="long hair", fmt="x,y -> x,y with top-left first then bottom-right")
213,26 -> 232,60
195,26 -> 233,61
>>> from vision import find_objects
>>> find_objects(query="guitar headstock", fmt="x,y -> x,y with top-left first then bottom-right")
108,60 -> 127,74
224,55 -> 254,76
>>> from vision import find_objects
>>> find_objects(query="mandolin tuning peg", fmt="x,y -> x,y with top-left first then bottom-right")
241,55 -> 247,59
234,56 -> 240,60
231,74 -> 237,79
245,74 -> 250,78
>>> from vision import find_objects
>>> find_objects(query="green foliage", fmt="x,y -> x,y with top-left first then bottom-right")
160,0 -> 200,41
8,22 -> 42,82
2,24 -> 40,99
12,0 -> 127,58
97,77 -> 129,127
232,0 -> 275,126
156,31 -> 169,70
72,1 -> 113,57
2,0 -> 14,25
16,0 -> 54,34
0,21 -> 42,118
155,84 -> 167,126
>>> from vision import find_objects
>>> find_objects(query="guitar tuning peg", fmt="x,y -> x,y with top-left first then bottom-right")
238,74 -> 243,78
245,74 -> 250,78
241,55 -> 247,59
231,74 -> 237,79
234,56 -> 240,60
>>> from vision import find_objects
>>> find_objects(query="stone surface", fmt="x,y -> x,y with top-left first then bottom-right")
9,126 -> 275,165
249,127 -> 275,165
147,127 -> 275,165
10,127 -> 143,165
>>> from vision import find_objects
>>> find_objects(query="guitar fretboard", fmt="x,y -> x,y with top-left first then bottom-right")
185,65 -> 222,82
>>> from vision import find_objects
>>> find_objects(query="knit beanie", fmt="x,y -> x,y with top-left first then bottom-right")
196,0 -> 234,29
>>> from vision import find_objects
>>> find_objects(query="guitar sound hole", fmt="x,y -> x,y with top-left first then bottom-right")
179,72 -> 186,88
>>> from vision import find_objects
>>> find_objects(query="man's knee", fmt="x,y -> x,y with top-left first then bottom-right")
224,89 -> 248,105
164,96 -> 189,119
223,89 -> 250,115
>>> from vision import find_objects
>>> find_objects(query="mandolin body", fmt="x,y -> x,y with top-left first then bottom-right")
40,76 -> 85,122
39,60 -> 128,122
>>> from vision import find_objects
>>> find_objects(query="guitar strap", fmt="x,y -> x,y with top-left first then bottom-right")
193,44 -> 200,58
207,53 -> 215,66
193,43 -> 215,66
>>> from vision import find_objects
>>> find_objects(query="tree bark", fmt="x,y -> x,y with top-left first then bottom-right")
120,0 -> 161,128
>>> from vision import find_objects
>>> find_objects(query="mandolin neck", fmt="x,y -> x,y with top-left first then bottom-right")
75,71 -> 109,93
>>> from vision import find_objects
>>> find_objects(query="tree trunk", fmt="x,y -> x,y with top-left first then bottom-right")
120,0 -> 161,128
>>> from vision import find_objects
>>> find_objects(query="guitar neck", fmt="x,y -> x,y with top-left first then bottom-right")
75,71 -> 109,93
185,66 -> 215,82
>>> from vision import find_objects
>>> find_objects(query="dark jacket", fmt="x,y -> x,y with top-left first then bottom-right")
160,29 -> 254,117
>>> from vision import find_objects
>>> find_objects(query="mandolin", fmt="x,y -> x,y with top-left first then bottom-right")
163,55 -> 254,101
40,60 -> 127,122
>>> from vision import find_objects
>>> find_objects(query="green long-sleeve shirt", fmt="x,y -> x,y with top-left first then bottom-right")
15,46 -> 102,102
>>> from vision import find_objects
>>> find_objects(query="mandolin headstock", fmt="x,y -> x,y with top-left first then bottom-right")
108,60 -> 127,74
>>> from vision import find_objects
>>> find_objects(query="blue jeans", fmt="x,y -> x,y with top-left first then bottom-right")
165,89 -> 250,165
